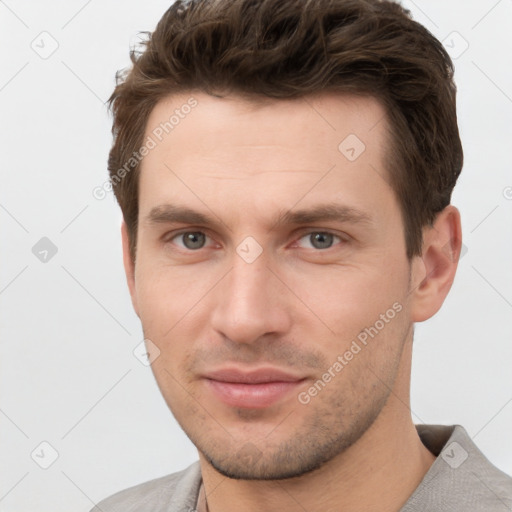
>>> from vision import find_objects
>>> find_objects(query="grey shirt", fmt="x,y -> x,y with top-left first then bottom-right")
92,424 -> 512,511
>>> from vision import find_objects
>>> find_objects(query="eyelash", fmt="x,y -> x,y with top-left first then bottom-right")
164,229 -> 347,251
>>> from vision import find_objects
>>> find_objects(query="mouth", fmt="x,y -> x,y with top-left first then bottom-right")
202,367 -> 307,409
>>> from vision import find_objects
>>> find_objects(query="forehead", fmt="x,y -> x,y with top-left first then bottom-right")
144,90 -> 389,151
137,90 -> 395,230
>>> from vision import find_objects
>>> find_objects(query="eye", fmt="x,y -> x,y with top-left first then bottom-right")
170,231 -> 211,250
296,231 -> 344,250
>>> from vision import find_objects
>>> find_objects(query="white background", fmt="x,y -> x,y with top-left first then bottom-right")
1,0 -> 511,510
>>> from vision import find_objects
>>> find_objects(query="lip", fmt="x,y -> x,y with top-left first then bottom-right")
202,367 -> 306,409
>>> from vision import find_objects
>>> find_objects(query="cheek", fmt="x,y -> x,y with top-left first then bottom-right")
281,260 -> 408,343
134,264 -> 215,385
134,260 -> 213,335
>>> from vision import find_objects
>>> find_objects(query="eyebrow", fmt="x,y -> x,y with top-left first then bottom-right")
144,203 -> 374,231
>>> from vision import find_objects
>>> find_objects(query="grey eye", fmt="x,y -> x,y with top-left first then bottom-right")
180,232 -> 206,250
308,232 -> 335,249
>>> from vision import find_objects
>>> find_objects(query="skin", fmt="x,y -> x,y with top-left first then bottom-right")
121,90 -> 462,512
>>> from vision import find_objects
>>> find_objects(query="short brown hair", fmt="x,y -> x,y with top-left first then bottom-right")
108,0 -> 463,263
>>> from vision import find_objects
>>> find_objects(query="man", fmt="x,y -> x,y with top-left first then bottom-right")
93,0 -> 512,510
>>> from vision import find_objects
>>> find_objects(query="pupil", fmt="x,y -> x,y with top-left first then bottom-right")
184,232 -> 205,249
312,232 -> 332,249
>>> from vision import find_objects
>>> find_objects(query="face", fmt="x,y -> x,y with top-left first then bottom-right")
126,91 -> 417,479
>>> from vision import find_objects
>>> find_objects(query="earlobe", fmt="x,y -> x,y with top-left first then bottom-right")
410,205 -> 462,323
121,221 -> 139,318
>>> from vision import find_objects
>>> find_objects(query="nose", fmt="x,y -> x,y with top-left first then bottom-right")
210,251 -> 292,345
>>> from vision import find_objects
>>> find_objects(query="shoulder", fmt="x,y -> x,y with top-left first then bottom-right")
90,461 -> 202,512
450,424 -> 512,508
404,424 -> 512,511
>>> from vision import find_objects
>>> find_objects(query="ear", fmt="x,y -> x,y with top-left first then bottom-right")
410,205 -> 462,322
121,221 -> 140,318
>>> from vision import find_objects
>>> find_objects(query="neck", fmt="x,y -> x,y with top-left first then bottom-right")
198,340 -> 435,512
